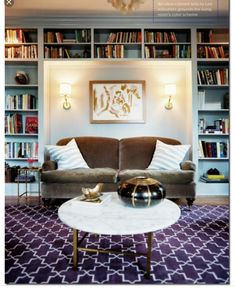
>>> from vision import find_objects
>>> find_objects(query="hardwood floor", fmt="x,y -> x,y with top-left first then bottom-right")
5,196 -> 229,206
175,196 -> 229,206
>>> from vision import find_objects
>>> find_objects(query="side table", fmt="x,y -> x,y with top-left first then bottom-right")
17,167 -> 41,204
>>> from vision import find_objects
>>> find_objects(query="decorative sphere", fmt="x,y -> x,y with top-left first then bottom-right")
117,176 -> 166,208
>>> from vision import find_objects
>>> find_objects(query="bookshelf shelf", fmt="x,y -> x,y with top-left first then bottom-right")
198,157 -> 229,161
5,109 -> 38,114
197,58 -> 229,62
197,42 -> 229,45
5,59 -> 38,62
5,84 -> 38,87
94,42 -> 142,45
145,42 -> 190,45
5,158 -> 39,161
196,28 -> 229,191
5,133 -> 39,136
198,109 -> 229,112
198,133 -> 229,136
198,85 -> 229,88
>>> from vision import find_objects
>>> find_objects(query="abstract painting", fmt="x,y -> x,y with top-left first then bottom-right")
90,80 -> 145,123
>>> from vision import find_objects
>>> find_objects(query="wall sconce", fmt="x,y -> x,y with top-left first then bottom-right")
165,84 -> 176,110
60,83 -> 71,110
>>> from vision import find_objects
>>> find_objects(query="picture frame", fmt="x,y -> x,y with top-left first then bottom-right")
89,80 -> 145,123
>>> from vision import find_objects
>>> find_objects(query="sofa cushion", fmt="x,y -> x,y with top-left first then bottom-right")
118,169 -> 194,184
147,140 -> 190,170
41,168 -> 118,183
56,137 -> 119,169
119,137 -> 181,170
46,138 -> 89,170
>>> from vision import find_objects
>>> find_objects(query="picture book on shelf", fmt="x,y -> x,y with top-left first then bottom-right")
25,115 -> 38,134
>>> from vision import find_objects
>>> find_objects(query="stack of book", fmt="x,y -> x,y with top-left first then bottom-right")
200,173 -> 229,183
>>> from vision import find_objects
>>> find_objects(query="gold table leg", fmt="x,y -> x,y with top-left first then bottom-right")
145,232 -> 153,278
73,229 -> 78,269
71,230 -> 153,277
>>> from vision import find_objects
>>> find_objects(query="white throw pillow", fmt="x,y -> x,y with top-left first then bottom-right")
147,140 -> 190,170
46,138 -> 89,170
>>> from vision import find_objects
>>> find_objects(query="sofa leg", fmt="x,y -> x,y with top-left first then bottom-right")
186,198 -> 195,209
42,198 -> 51,207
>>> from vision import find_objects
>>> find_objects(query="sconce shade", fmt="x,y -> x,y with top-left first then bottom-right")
165,84 -> 176,96
60,83 -> 71,96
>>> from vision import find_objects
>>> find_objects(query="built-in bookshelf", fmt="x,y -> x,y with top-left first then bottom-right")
44,28 -> 91,59
144,29 -> 191,59
5,28 -> 39,166
196,28 -> 229,188
4,24 -> 230,196
42,28 -> 192,60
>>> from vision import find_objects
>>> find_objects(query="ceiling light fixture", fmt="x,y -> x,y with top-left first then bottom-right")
107,0 -> 144,14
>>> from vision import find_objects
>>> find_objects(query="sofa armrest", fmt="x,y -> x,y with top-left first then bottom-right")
42,160 -> 57,171
180,160 -> 196,171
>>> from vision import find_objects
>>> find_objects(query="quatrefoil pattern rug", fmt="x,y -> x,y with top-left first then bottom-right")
5,204 -> 229,284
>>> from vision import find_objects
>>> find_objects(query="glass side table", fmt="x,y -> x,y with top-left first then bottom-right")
17,167 -> 41,204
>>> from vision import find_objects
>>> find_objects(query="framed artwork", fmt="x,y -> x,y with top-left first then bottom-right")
90,80 -> 145,123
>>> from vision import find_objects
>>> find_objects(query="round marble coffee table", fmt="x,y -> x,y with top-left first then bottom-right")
58,192 -> 181,278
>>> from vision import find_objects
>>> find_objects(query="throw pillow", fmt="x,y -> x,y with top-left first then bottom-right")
147,140 -> 190,170
46,138 -> 89,170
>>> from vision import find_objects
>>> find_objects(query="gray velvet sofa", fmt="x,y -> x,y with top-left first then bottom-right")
41,136 -> 196,206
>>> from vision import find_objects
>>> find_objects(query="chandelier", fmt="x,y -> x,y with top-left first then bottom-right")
107,0 -> 144,14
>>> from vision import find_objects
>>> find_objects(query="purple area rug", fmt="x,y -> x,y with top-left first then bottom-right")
5,204 -> 229,284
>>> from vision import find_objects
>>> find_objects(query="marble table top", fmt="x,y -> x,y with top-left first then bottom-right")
58,192 -> 181,235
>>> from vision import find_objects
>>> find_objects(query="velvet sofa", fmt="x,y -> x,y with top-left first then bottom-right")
41,136 -> 196,206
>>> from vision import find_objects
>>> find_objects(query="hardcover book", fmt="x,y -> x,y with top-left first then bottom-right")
25,115 -> 38,134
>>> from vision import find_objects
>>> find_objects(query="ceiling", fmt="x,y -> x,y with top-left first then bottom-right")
5,0 -> 229,18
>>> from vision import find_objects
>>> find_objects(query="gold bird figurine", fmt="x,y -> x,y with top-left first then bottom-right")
81,183 -> 103,201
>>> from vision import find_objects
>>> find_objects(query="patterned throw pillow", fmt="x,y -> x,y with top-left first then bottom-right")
147,140 -> 190,170
46,138 -> 89,170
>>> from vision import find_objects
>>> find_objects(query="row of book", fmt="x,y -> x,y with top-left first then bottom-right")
5,45 -> 38,59
197,30 -> 228,44
198,140 -> 228,158
197,45 -> 228,59
144,31 -> 180,43
5,114 -> 38,134
197,68 -> 229,85
44,46 -> 90,59
44,29 -> 91,43
6,94 -> 37,110
197,30 -> 213,43
144,45 -> 191,59
5,29 -> 34,44
198,118 -> 229,134
106,31 -> 141,43
95,45 -> 125,58
44,47 -> 70,58
5,141 -> 38,159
